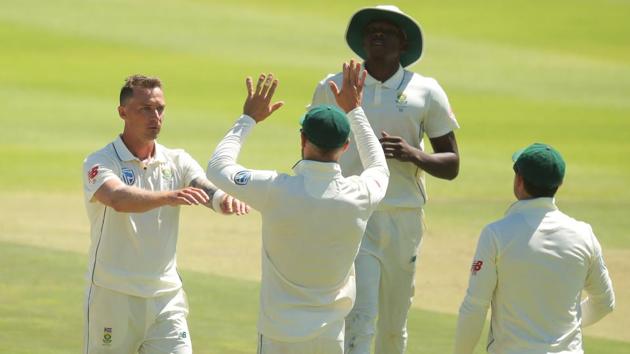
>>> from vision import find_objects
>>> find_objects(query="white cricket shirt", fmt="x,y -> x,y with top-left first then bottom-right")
455,198 -> 615,354
311,65 -> 459,209
207,107 -> 389,341
82,136 -> 206,297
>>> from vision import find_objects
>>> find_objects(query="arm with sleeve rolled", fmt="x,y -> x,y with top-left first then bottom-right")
84,154 -> 211,213
454,226 -> 498,354
581,230 -> 615,327
84,150 -> 247,214
93,178 -> 211,213
379,79 -> 460,180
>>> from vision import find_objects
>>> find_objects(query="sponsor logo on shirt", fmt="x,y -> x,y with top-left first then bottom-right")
102,327 -> 112,345
471,260 -> 484,275
88,165 -> 99,184
121,167 -> 136,186
234,170 -> 252,186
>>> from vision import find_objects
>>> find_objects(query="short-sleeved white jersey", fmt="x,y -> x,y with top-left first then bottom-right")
82,136 -> 206,297
311,65 -> 459,209
455,198 -> 615,354
207,107 -> 389,341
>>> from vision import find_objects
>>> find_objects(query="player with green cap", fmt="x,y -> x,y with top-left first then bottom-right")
454,143 -> 615,354
311,5 -> 460,353
207,60 -> 390,353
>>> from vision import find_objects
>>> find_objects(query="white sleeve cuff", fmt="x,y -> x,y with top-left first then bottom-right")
211,190 -> 226,213
240,114 -> 257,125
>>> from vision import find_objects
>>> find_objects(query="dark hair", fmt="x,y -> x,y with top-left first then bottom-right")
513,165 -> 559,198
119,75 -> 162,105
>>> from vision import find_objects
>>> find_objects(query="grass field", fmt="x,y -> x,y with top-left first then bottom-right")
1,0 -> 629,352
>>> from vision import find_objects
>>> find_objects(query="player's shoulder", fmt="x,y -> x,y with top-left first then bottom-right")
84,141 -> 117,166
157,144 -> 199,166
406,70 -> 445,91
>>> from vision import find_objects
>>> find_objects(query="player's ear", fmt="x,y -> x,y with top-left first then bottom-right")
300,131 -> 307,148
118,106 -> 127,120
342,140 -> 350,153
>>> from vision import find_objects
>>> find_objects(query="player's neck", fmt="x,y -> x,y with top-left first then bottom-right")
120,132 -> 155,161
365,59 -> 400,82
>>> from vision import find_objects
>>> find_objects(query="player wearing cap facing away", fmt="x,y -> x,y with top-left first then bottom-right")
207,60 -> 389,353
82,75 -> 249,354
311,5 -> 460,354
454,143 -> 615,354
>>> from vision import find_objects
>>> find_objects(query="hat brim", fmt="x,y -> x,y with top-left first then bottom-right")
346,7 -> 423,68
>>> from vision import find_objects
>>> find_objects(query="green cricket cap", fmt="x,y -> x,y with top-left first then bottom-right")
512,143 -> 566,189
300,105 -> 350,149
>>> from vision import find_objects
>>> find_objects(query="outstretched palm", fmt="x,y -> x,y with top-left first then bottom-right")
329,59 -> 366,113
243,73 -> 284,123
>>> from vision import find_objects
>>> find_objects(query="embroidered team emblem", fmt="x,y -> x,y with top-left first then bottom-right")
87,165 -> 99,184
102,327 -> 112,345
161,167 -> 173,180
396,92 -> 407,104
233,170 -> 252,185
121,167 -> 136,185
471,260 -> 484,275
396,92 -> 407,112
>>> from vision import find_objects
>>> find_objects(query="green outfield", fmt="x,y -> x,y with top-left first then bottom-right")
1,0 -> 629,353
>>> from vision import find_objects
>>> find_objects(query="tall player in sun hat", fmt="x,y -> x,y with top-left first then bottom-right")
82,74 -> 249,354
207,60 -> 389,353
310,5 -> 460,353
454,143 -> 615,354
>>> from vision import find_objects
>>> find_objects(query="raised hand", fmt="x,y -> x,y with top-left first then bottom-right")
243,73 -> 284,123
329,59 -> 367,113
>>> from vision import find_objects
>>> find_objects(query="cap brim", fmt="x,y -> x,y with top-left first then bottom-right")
345,7 -> 423,68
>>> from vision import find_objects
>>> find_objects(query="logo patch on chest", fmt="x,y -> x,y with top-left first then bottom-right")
121,167 -> 136,185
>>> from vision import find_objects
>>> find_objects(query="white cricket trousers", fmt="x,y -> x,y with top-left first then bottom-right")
257,319 -> 344,354
345,208 -> 424,354
83,284 -> 192,354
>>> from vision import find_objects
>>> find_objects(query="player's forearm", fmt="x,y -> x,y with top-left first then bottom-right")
105,186 -> 171,213
190,177 -> 224,212
348,107 -> 389,178
207,114 -> 255,196
581,294 -> 615,327
208,115 -> 254,171
454,298 -> 488,354
410,149 -> 459,180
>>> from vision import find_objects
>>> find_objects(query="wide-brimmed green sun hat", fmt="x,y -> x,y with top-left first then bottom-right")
345,5 -> 423,68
